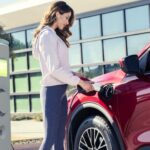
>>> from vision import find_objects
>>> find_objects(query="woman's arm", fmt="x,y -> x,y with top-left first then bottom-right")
39,30 -> 80,86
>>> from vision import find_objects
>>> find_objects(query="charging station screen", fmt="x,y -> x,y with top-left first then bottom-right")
0,59 -> 7,77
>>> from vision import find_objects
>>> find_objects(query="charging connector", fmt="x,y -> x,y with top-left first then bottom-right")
98,83 -> 114,101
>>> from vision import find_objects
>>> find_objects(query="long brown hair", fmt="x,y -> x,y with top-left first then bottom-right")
34,1 -> 75,47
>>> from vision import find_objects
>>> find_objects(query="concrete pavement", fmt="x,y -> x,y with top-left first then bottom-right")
11,120 -> 44,142
13,143 -> 40,150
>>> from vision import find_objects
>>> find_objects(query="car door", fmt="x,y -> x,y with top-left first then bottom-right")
116,49 -> 150,149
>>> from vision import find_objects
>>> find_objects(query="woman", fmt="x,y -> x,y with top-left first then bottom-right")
32,1 -> 94,150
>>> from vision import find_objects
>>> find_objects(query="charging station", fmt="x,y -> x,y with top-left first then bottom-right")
0,39 -> 11,150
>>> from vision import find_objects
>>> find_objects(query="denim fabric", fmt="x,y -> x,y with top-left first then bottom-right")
39,84 -> 68,150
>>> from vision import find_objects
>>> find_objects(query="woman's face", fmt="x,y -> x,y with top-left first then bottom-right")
56,11 -> 71,30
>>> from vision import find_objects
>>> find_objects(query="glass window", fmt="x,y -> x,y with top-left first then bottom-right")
69,20 -> 80,41
27,28 -> 35,48
102,11 -> 124,35
104,63 -> 120,74
126,5 -> 149,32
10,76 -> 13,93
15,74 -> 28,92
11,31 -> 26,50
13,53 -> 27,71
10,97 -> 14,113
69,44 -> 81,65
30,73 -> 41,92
81,15 -> 101,39
31,95 -> 41,112
29,52 -> 40,69
83,65 -> 103,78
104,37 -> 126,62
127,33 -> 150,55
16,96 -> 29,112
82,41 -> 103,64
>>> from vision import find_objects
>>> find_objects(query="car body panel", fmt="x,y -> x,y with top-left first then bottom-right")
116,74 -> 150,149
67,43 -> 150,150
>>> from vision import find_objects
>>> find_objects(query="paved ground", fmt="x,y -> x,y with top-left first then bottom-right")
11,120 -> 43,150
13,143 -> 40,150
11,120 -> 44,141
11,120 -> 66,150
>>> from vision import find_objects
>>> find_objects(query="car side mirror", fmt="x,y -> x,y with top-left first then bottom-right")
119,55 -> 140,75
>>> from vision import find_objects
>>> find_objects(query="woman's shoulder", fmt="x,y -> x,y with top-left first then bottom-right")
40,26 -> 57,40
40,26 -> 56,36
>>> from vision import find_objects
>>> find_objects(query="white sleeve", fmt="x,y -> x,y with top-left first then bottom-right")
39,30 -> 80,86
32,37 -> 40,60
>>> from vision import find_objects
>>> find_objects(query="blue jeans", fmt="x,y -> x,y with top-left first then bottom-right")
39,84 -> 68,150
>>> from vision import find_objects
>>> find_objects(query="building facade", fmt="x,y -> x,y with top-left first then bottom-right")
1,0 -> 150,113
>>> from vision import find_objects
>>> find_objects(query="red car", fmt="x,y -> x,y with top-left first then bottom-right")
66,43 -> 150,150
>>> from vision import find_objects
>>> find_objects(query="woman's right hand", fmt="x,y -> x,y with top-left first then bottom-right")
78,79 -> 94,92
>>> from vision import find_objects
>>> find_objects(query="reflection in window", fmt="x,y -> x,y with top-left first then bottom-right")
69,44 -> 81,65
126,5 -> 149,32
104,64 -> 120,74
11,31 -> 26,50
127,33 -> 150,55
27,28 -> 35,48
30,73 -> 41,92
15,75 -> 28,92
104,38 -> 126,62
81,16 -> 101,39
29,52 -> 40,69
13,53 -> 27,71
16,96 -> 29,112
31,95 -> 41,112
69,20 -> 80,41
82,41 -> 103,64
83,65 -> 103,78
102,11 -> 124,35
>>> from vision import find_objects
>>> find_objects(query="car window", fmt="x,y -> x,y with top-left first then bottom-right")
139,48 -> 150,73
145,50 -> 150,72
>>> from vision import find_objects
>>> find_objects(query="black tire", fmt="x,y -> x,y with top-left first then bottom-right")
74,116 -> 119,150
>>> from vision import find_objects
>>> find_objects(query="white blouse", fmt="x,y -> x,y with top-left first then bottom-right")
32,26 -> 80,86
